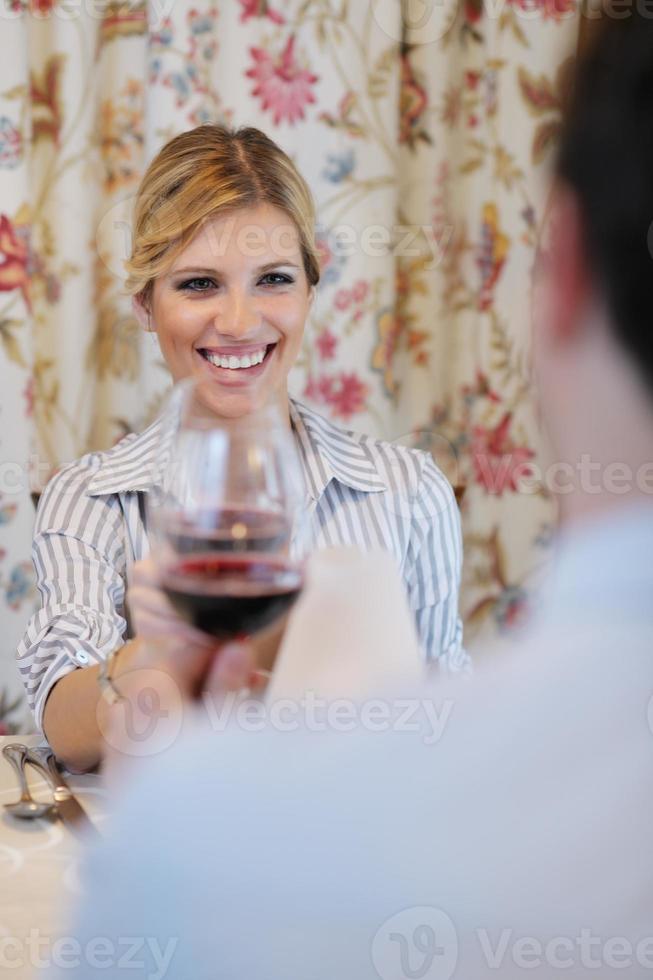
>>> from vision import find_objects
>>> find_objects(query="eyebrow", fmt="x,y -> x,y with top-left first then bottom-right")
168,262 -> 301,278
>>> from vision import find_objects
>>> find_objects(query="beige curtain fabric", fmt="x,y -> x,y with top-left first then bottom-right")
0,0 -> 580,729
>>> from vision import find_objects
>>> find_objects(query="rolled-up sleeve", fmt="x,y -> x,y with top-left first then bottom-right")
405,455 -> 470,673
16,457 -> 128,730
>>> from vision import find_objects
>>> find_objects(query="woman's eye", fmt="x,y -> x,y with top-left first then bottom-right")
178,278 -> 216,292
259,272 -> 294,286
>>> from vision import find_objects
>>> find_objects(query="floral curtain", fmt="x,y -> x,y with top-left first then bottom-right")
0,0 -> 580,731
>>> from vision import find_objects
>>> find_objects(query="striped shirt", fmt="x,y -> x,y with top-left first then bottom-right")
17,399 -> 466,728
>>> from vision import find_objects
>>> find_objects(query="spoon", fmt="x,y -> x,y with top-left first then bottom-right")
2,743 -> 56,820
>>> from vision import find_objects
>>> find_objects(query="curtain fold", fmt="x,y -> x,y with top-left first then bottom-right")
0,0 -> 580,729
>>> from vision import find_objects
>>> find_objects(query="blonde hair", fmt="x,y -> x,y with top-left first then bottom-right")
124,125 -> 321,308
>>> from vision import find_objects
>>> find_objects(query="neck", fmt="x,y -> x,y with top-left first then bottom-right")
559,484 -> 653,531
554,368 -> 653,533
542,308 -> 653,533
274,389 -> 292,429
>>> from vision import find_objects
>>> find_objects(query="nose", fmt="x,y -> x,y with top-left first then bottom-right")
216,288 -> 262,339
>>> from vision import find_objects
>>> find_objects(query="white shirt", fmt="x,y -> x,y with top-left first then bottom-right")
17,398 -> 466,728
47,503 -> 653,979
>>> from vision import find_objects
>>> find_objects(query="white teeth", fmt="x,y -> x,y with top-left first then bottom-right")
203,347 -> 268,370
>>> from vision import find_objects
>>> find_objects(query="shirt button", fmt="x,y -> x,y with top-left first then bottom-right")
75,652 -> 90,665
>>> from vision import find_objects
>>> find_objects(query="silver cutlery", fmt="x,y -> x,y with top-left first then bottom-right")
2,743 -> 56,820
24,745 -> 101,841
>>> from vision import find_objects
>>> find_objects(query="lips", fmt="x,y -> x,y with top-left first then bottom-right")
197,342 -> 277,383
203,348 -> 265,370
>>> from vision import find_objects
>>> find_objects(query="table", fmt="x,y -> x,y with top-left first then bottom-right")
0,734 -> 107,979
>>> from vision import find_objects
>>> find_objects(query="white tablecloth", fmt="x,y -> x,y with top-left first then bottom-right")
0,734 -> 107,979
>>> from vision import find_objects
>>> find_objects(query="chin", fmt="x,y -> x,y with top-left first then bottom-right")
196,385 -> 271,420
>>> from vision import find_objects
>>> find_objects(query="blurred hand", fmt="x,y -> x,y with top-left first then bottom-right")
248,612 -> 288,675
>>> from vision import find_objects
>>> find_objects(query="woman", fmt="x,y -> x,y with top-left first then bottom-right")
17,125 -> 465,771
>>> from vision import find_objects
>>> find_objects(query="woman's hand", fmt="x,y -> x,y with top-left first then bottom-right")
125,557 -> 261,700
128,557 -> 216,650
127,557 -> 286,693
99,560 -> 263,779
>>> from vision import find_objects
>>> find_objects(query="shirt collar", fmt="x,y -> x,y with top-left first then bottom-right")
290,400 -> 387,499
87,400 -> 387,500
86,418 -> 164,496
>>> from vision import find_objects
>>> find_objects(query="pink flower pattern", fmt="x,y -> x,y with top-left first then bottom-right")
0,117 -> 22,169
334,288 -> 351,311
0,214 -> 30,311
471,413 -> 536,495
509,0 -> 575,18
304,371 -> 369,421
238,0 -> 285,24
316,329 -> 337,361
246,36 -> 319,126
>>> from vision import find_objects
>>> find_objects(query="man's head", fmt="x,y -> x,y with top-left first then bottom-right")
534,13 -> 653,516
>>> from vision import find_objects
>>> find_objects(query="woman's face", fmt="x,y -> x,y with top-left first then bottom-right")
144,204 -> 313,418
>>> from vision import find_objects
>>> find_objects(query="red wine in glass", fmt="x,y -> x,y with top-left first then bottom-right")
161,553 -> 303,639
149,381 -> 308,647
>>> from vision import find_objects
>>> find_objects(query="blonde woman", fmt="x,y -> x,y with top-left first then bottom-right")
17,125 -> 465,771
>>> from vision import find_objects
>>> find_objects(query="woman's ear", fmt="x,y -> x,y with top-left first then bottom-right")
132,295 -> 153,331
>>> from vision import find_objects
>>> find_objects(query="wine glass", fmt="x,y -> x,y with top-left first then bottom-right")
147,378 -> 307,648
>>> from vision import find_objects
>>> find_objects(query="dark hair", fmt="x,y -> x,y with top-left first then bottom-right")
556,13 -> 653,395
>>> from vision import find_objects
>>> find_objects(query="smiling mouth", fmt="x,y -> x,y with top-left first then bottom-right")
198,343 -> 277,371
